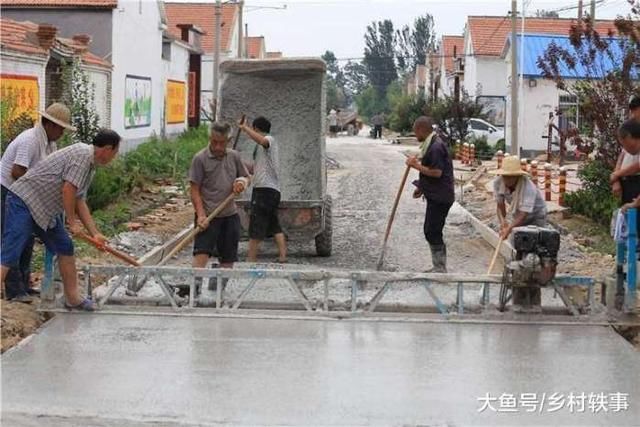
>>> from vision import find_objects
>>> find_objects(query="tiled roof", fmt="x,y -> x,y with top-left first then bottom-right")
266,51 -> 282,59
246,36 -> 265,59
165,2 -> 238,54
467,16 -> 617,57
1,0 -> 117,8
0,19 -> 111,69
0,19 -> 48,56
441,35 -> 464,73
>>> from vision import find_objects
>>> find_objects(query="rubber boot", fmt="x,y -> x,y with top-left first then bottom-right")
426,244 -> 447,273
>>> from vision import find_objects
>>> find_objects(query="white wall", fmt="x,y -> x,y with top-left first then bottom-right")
86,67 -> 110,128
1,54 -> 47,112
111,0 -> 165,151
474,57 -> 508,98
164,41 -> 190,136
506,78 -> 561,154
463,34 -> 477,98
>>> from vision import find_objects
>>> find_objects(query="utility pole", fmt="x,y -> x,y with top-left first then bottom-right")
578,0 -> 583,19
212,0 -> 222,120
590,0 -> 596,20
510,0 -> 518,155
245,23 -> 249,58
237,0 -> 244,58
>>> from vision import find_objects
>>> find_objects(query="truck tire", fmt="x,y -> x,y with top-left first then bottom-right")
315,196 -> 333,257
347,124 -> 355,136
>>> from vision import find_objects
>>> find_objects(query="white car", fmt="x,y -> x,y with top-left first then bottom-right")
467,118 -> 504,146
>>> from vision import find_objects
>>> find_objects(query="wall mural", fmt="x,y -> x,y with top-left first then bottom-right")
0,74 -> 39,122
124,75 -> 151,128
166,79 -> 186,124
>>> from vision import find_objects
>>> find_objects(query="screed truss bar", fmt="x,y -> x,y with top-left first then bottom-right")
42,266 -> 601,319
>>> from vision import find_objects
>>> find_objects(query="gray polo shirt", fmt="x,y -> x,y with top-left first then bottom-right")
493,177 -> 547,220
253,135 -> 280,192
189,148 -> 249,218
0,125 -> 56,188
10,143 -> 95,230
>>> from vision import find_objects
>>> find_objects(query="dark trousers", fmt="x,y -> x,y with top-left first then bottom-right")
374,125 -> 382,139
1,185 -> 34,298
424,199 -> 452,246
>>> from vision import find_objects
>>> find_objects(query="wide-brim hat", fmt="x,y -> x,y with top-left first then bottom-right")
39,103 -> 76,131
491,156 -> 530,177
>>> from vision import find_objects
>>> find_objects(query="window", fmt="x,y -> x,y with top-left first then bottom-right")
558,94 -> 580,131
470,119 -> 490,131
162,41 -> 171,61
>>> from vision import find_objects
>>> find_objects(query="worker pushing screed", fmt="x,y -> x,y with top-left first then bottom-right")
0,129 -> 121,311
187,121 -> 250,296
405,116 -> 455,273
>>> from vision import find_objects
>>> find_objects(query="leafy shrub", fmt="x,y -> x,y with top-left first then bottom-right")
564,160 -> 618,226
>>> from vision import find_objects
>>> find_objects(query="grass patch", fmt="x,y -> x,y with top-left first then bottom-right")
551,212 -> 615,255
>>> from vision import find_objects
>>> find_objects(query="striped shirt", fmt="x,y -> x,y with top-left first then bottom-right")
0,125 -> 56,188
10,143 -> 95,230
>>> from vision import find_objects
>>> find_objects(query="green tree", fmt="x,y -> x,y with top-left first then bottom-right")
364,20 -> 397,96
535,9 -> 560,18
322,50 -> 347,111
424,94 -> 486,143
62,58 -> 100,145
395,13 -> 437,75
343,60 -> 369,97
355,85 -> 386,121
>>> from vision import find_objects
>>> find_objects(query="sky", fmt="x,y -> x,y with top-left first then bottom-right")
171,0 -> 632,59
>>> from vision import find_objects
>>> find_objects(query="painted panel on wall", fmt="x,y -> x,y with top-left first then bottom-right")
1,74 -> 39,122
166,79 -> 186,124
476,96 -> 506,127
124,75 -> 152,129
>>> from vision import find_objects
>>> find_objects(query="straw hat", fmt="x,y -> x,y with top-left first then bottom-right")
39,103 -> 76,131
491,156 -> 529,177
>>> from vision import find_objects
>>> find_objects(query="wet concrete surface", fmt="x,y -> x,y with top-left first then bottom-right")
2,314 -> 639,426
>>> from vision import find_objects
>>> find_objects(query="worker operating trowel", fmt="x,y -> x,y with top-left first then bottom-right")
404,116 -> 455,273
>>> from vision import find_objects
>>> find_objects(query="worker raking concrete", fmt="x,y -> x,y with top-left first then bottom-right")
405,116 -> 455,273
188,122 -> 249,295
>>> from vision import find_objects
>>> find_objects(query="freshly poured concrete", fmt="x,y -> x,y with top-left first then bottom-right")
2,314 -> 639,426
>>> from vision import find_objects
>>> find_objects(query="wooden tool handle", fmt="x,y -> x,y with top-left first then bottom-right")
232,114 -> 246,150
158,192 -> 238,266
377,164 -> 412,270
77,232 -> 141,266
487,241 -> 502,275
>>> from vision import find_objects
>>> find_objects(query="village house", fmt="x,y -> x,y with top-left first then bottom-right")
461,16 -> 617,130
245,35 -> 266,59
2,0 -> 201,151
0,18 -> 111,128
502,32 -> 627,157
165,1 -> 241,120
436,35 -> 465,100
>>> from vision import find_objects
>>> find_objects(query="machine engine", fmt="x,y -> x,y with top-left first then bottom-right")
504,226 -> 560,287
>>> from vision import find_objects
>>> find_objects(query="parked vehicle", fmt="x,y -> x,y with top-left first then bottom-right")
467,118 -> 504,146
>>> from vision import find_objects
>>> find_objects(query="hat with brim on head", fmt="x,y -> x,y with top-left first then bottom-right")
491,156 -> 530,177
39,103 -> 77,132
